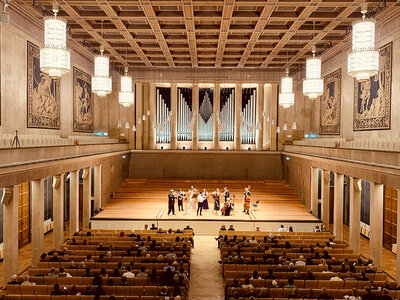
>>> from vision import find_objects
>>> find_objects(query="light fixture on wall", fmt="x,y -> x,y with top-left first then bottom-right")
119,67 -> 134,107
125,122 -> 130,129
279,68 -> 295,108
283,123 -> 288,131
92,44 -> 112,97
303,46 -> 323,99
348,3 -> 379,82
40,2 -> 70,78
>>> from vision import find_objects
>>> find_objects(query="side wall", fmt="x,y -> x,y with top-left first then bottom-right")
129,151 -> 283,179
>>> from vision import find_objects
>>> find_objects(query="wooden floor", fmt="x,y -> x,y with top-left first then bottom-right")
93,178 -> 319,222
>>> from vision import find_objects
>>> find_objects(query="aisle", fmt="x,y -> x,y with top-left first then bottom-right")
188,235 -> 225,300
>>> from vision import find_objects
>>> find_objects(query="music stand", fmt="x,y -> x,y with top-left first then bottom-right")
11,130 -> 21,148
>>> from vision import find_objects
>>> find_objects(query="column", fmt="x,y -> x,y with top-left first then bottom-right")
69,170 -> 80,237
135,83 -> 143,150
94,165 -> 102,210
149,83 -> 156,150
397,189 -> 400,282
321,170 -> 330,227
333,172 -> 344,241
213,84 -> 220,150
263,84 -> 271,150
269,84 -> 278,151
3,185 -> 19,287
256,84 -> 263,151
349,177 -> 361,254
31,179 -> 44,267
82,167 -> 92,229
53,174 -> 65,250
192,84 -> 199,150
142,83 -> 149,149
369,182 -> 384,271
171,83 -> 178,149
310,167 -> 319,218
234,84 -> 241,150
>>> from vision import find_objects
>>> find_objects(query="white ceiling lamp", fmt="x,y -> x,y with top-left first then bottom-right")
283,123 -> 288,131
40,2 -> 70,78
132,125 -> 136,132
276,126 -> 281,133
119,67 -> 134,107
348,3 -> 379,82
292,122 -> 297,130
92,44 -> 112,97
117,120 -> 122,128
137,118 -> 142,124
303,45 -> 323,99
279,67 -> 295,108
142,115 -> 146,121
125,122 -> 130,129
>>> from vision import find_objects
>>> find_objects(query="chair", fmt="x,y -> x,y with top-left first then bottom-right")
252,200 -> 260,210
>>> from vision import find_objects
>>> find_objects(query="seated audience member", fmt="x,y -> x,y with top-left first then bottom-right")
379,288 -> 393,300
118,276 -> 128,286
119,231 -> 125,237
7,274 -> 20,285
322,250 -> 331,259
149,269 -> 160,283
321,225 -> 329,232
97,254 -> 107,263
287,288 -> 300,299
314,225 -> 321,232
358,270 -> 369,281
228,225 -> 235,231
288,226 -> 294,232
343,271 -> 356,281
94,285 -> 106,299
92,274 -> 102,286
365,263 -> 376,273
68,285 -> 79,295
278,225 -> 288,232
48,267 -> 58,277
163,261 -> 176,272
21,275 -> 35,286
84,254 -> 94,263
51,283 -> 66,295
97,242 -> 108,251
57,267 -> 72,278
306,269 -> 315,280
49,252 -> 60,262
82,285 -> 95,295
304,289 -> 315,299
251,270 -> 259,279
39,253 -> 47,262
318,287 -> 334,299
264,268 -> 276,280
362,287 -> 376,300
136,266 -> 148,278
122,266 -> 135,278
295,255 -> 306,266
270,280 -> 279,288
284,277 -> 296,289
330,273 -> 343,281
82,267 -> 94,277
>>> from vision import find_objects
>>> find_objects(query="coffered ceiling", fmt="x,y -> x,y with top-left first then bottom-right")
15,0 -> 400,70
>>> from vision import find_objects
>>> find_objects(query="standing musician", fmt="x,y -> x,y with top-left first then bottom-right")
167,189 -> 176,216
197,192 -> 204,216
243,187 -> 251,214
177,189 -> 185,211
212,188 -> 221,215
202,188 -> 209,210
223,187 -> 230,202
188,186 -> 197,211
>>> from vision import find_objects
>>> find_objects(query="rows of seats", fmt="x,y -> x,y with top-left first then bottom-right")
0,134 -> 119,148
7,229 -> 193,300
219,230 -> 396,299
6,296 -> 181,300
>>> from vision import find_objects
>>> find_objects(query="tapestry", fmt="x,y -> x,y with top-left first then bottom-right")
319,69 -> 341,135
73,67 -> 94,132
353,42 -> 392,131
27,41 -> 60,129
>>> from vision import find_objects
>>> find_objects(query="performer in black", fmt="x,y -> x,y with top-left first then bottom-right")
213,188 -> 221,215
223,187 -> 230,202
177,189 -> 184,211
167,189 -> 176,215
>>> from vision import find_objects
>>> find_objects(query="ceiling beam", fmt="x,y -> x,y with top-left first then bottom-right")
215,0 -> 235,67
181,0 -> 198,67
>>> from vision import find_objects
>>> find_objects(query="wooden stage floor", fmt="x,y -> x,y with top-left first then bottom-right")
92,178 -> 319,223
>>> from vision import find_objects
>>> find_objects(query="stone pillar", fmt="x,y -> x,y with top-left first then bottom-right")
149,83 -> 156,150
213,84 -> 220,150
234,84 -> 241,150
142,83 -> 150,149
256,84 -> 263,151
69,170 -> 80,237
3,185 -> 19,287
333,172 -> 344,241
53,174 -> 65,250
192,84 -> 199,150
349,177 -> 361,254
263,84 -> 270,150
310,167 -> 319,218
31,179 -> 44,267
171,83 -> 178,149
321,170 -> 330,227
135,83 -> 143,150
82,167 -> 92,229
94,165 -> 102,210
397,189 -> 400,282
269,84 -> 278,151
369,182 -> 384,271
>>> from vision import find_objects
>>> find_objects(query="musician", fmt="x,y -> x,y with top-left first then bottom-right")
213,188 -> 221,214
167,189 -> 176,216
188,186 -> 196,211
222,198 -> 234,216
243,187 -> 251,214
197,192 -> 204,216
202,188 -> 209,210
223,187 -> 230,202
177,189 -> 185,211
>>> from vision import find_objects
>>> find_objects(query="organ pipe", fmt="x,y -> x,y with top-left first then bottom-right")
241,88 -> 256,144
178,88 -> 192,141
156,87 -> 171,144
219,88 -> 235,142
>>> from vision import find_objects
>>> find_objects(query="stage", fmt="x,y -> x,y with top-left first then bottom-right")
91,178 -> 322,234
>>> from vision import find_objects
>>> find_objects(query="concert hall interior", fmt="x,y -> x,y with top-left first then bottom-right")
1,0 -> 400,299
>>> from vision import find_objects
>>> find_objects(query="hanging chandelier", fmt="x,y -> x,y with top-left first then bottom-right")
348,3 -> 379,82
279,68 -> 295,108
303,46 -> 323,99
92,45 -> 112,97
119,67 -> 134,107
40,2 -> 70,78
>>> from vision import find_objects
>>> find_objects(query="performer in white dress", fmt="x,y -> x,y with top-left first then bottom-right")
188,186 -> 196,211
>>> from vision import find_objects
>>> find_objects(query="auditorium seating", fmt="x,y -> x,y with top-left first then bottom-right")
6,229 -> 193,300
219,231 -> 397,299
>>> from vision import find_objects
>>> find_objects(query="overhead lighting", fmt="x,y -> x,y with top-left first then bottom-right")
125,122 -> 130,129
276,126 -> 281,133
132,125 -> 136,132
279,68 -> 295,108
303,46 -> 323,99
119,67 -> 134,107
40,2 -> 70,78
283,124 -> 287,131
117,120 -> 122,128
92,45 -> 112,97
142,115 -> 146,121
348,3 -> 379,82
292,122 -> 297,130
